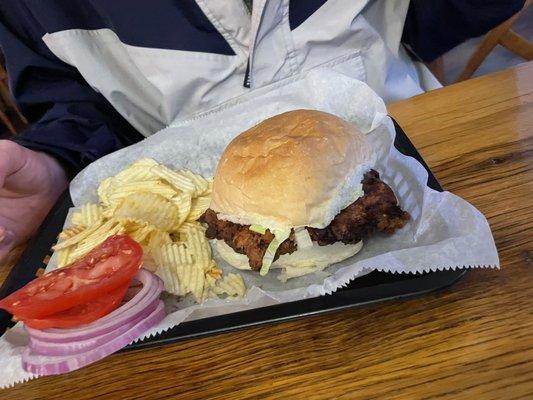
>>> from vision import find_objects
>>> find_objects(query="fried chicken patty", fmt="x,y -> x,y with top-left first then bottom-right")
200,170 -> 410,270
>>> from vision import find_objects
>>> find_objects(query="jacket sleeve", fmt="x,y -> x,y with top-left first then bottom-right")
0,3 -> 143,177
403,0 -> 526,62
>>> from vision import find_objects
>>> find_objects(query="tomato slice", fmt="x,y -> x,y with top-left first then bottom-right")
23,283 -> 129,329
0,235 -> 142,320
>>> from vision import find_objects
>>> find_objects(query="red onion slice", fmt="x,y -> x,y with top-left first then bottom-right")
25,270 -> 163,342
28,298 -> 160,356
22,300 -> 165,376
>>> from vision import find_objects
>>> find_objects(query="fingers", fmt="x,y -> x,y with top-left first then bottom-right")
0,226 -> 15,263
0,140 -> 25,188
0,141 -> 67,196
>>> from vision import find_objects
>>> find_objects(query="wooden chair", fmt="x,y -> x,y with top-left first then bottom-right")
457,0 -> 532,81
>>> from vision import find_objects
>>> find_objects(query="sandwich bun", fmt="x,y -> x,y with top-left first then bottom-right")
210,109 -> 374,231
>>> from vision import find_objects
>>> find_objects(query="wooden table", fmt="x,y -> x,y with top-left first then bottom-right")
1,62 -> 532,399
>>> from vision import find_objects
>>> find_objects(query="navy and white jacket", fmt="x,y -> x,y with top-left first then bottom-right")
0,0 -> 523,175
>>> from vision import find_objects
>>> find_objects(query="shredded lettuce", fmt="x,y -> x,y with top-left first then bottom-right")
260,229 -> 290,276
350,184 -> 364,203
294,228 -> 313,250
249,224 -> 266,234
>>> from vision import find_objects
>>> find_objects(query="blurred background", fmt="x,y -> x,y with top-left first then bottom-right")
437,4 -> 532,84
0,2 -> 531,140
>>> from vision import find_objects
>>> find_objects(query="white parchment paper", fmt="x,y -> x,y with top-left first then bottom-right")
0,69 -> 498,388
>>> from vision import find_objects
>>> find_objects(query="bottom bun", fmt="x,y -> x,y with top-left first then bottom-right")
216,240 -> 363,282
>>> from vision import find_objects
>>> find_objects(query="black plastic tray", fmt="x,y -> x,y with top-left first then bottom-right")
0,119 -> 466,348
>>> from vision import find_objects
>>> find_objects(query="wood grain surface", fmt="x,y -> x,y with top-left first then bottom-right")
1,62 -> 532,400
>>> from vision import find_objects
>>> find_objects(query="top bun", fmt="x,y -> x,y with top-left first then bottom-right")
210,109 -> 375,230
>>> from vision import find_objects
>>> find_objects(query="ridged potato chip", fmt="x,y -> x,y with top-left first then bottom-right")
155,243 -> 193,295
176,221 -> 204,236
205,177 -> 213,194
97,177 -> 114,206
106,181 -> 177,205
171,192 -> 192,228
175,170 -> 209,197
187,196 -> 211,222
57,247 -> 72,268
184,223 -> 211,271
147,228 -> 172,249
71,203 -> 103,227
212,273 -> 246,298
53,220 -> 103,250
126,158 -> 159,169
191,263 -> 204,302
151,164 -> 195,194
115,217 -> 145,232
68,219 -> 125,261
114,192 -> 180,231
126,223 -> 157,243
58,226 -> 86,241
53,158 -> 232,304
141,248 -> 158,272
70,212 -> 84,227
114,158 -> 158,182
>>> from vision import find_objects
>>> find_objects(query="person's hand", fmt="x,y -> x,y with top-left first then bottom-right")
0,140 -> 68,262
